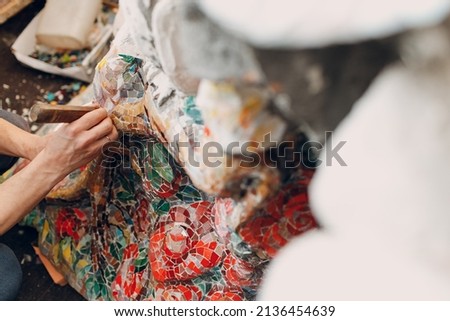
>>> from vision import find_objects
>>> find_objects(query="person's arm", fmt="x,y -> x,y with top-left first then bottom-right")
0,108 -> 118,235
0,118 -> 45,160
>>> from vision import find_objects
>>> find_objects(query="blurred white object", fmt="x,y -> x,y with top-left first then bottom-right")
198,0 -> 450,48
260,231 -> 450,300
260,61 -> 450,299
152,0 -> 200,94
152,0 -> 263,92
107,0 -> 154,63
36,0 -> 102,49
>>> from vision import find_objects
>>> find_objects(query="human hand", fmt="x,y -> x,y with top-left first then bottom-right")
38,108 -> 118,177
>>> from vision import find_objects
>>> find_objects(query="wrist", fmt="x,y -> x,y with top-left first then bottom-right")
31,150 -> 69,184
23,135 -> 47,160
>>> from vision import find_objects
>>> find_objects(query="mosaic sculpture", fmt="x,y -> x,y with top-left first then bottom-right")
17,0 -> 318,300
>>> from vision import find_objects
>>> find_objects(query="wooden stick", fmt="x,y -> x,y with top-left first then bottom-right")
30,103 -> 98,123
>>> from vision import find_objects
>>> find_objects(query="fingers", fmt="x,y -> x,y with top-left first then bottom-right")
86,116 -> 116,141
68,107 -> 107,132
80,114 -> 119,146
85,132 -> 117,159
106,122 -> 119,141
38,107 -> 119,176
51,107 -> 118,163
67,120 -> 117,162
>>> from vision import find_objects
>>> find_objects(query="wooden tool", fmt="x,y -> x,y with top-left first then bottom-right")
30,103 -> 98,123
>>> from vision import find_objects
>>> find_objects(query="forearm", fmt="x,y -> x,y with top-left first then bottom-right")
0,108 -> 118,235
0,153 -> 65,235
0,119 -> 43,159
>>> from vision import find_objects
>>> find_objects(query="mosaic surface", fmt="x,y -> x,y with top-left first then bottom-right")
17,53 -> 316,299
22,145 -> 316,300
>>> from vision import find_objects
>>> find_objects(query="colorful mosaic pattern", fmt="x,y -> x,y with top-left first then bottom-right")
18,54 -> 317,300
94,54 -> 150,135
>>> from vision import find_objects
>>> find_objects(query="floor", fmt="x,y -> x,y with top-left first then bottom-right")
1,226 -> 84,300
0,0 -> 85,300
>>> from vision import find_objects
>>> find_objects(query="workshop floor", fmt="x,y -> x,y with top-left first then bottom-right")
0,0 -> 85,301
1,226 -> 84,300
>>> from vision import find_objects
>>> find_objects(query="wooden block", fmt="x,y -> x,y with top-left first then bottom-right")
0,0 -> 33,24
32,245 -> 68,286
